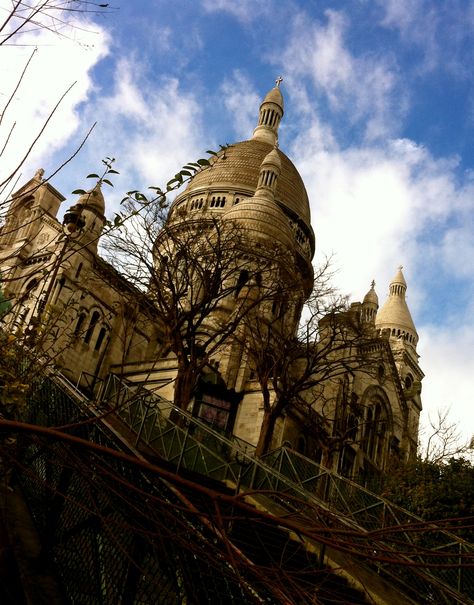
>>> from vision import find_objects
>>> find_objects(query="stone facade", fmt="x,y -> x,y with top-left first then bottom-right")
0,84 -> 423,482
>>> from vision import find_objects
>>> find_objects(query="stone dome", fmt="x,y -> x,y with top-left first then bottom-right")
262,86 -> 284,110
376,267 -> 418,348
77,183 -> 105,215
223,193 -> 293,251
363,282 -> 379,306
176,139 -> 312,238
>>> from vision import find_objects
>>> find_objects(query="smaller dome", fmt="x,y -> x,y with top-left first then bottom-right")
262,86 -> 284,111
391,266 -> 406,288
252,82 -> 285,146
363,281 -> 378,306
262,146 -> 281,170
223,194 -> 293,250
77,183 -> 105,215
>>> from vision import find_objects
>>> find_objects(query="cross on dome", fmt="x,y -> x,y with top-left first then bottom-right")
275,75 -> 283,87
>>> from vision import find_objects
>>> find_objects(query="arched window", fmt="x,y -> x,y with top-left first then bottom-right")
55,276 -> 66,302
84,311 -> 100,344
94,327 -> 107,351
74,313 -> 86,337
296,435 -> 306,456
24,278 -> 38,296
363,399 -> 388,465
75,263 -> 83,279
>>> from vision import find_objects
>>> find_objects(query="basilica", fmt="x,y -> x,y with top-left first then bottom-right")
0,83 -> 423,481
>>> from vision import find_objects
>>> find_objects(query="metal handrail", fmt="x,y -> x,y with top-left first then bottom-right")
31,368 -> 474,604
96,374 -> 474,605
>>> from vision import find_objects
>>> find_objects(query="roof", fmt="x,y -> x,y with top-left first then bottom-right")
181,139 -> 311,229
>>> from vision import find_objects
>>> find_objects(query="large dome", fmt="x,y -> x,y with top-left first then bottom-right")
173,139 -> 313,240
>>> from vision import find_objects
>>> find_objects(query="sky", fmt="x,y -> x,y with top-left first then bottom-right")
1,0 -> 474,451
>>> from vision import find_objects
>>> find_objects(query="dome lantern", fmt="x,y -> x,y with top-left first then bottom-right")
252,78 -> 285,146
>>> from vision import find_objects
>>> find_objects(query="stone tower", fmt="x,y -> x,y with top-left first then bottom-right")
376,267 -> 424,452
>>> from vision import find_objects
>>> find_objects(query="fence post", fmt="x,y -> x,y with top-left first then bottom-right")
135,397 -> 150,448
176,423 -> 190,475
458,542 -> 463,594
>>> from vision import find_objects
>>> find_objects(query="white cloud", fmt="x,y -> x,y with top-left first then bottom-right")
0,8 -> 110,195
220,71 -> 261,140
418,325 -> 474,447
290,133 -> 463,295
377,0 -> 425,31
375,0 -> 474,76
281,10 -> 406,141
201,0 -> 274,22
76,57 -> 205,215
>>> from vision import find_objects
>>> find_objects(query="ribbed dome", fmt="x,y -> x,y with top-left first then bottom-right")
179,139 -> 311,230
262,86 -> 284,110
223,194 -> 293,250
363,282 -> 378,306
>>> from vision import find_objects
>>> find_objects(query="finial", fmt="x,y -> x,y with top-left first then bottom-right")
275,75 -> 283,88
35,168 -> 44,180
398,265 -> 403,271
371,280 -> 375,289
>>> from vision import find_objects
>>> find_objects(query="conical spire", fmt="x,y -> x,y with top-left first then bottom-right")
252,78 -> 285,146
376,267 -> 418,349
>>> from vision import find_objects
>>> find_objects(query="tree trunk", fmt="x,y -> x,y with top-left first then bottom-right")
173,367 -> 195,411
255,408 -> 278,457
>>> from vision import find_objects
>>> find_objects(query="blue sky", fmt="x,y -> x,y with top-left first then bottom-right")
1,0 -> 474,451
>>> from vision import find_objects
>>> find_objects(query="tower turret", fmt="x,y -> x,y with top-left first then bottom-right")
71,183 -> 106,253
252,77 -> 284,146
223,145 -> 292,251
376,267 -> 418,350
254,145 -> 281,200
362,280 -> 378,324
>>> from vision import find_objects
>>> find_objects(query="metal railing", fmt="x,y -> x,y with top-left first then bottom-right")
96,374 -> 474,605
6,347 -> 471,603
18,373 -> 274,605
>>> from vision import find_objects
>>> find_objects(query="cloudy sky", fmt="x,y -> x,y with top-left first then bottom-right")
1,0 -> 474,449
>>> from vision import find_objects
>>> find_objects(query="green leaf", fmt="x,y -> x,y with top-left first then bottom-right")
71,189 -> 86,195
179,170 -> 192,177
107,169 -> 119,175
197,158 -> 210,166
102,179 -> 114,187
87,173 -> 100,179
182,164 -> 198,172
206,149 -> 218,156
